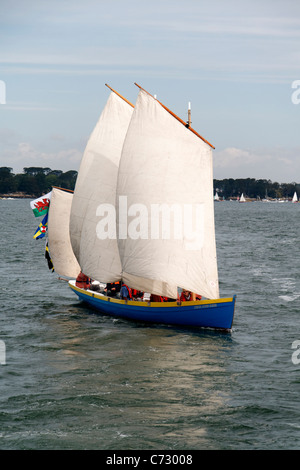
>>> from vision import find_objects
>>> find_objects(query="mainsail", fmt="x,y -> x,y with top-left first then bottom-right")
69,90 -> 134,282
117,89 -> 219,300
48,187 -> 80,278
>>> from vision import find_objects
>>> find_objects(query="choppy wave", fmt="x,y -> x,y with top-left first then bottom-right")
0,199 -> 299,449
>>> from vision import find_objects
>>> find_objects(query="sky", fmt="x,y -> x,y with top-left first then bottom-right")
0,0 -> 300,183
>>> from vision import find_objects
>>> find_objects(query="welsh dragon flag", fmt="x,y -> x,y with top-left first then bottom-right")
30,191 -> 52,217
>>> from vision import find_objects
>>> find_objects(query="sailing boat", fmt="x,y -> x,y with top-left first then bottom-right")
214,192 -> 220,201
47,186 -> 80,278
292,191 -> 298,203
58,84 -> 235,331
239,193 -> 246,203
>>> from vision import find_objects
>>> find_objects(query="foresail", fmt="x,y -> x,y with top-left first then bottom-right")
48,187 -> 80,278
117,89 -> 219,299
69,91 -> 133,282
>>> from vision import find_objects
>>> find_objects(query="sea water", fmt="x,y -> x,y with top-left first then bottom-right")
0,199 -> 299,450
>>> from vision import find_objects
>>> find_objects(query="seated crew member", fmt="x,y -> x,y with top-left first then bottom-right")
90,280 -> 101,292
132,289 -> 140,298
180,290 -> 192,301
120,283 -> 132,300
180,290 -> 202,301
106,281 -> 121,297
150,294 -> 164,302
75,272 -> 91,290
131,289 -> 144,300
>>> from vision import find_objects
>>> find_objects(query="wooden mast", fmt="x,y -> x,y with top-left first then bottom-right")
134,82 -> 215,149
187,102 -> 192,127
186,103 -> 194,301
105,83 -> 135,108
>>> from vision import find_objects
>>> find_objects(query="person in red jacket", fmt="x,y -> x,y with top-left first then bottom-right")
180,290 -> 202,301
75,272 -> 91,289
180,290 -> 191,301
150,294 -> 164,302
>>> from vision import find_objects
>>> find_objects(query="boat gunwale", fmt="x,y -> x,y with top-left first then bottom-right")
68,280 -> 235,308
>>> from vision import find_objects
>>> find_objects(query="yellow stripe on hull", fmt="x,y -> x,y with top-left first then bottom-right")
69,281 -> 234,308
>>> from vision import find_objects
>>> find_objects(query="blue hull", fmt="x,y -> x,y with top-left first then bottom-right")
69,281 -> 236,331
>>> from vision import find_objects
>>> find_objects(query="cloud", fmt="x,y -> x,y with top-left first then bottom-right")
1,0 -> 300,84
0,0 -> 299,183
213,146 -> 300,183
214,147 -> 259,168
0,128 -> 20,144
3,101 -> 59,111
0,140 -> 82,174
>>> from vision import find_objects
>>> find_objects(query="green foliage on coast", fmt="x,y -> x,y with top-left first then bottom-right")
214,178 -> 300,200
0,167 -> 78,197
0,167 -> 299,200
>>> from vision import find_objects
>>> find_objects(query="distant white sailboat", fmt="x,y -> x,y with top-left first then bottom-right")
292,192 -> 298,203
239,193 -> 246,203
214,192 -> 220,201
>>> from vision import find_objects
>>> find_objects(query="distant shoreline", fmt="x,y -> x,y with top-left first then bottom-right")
0,192 -> 36,199
1,165 -> 299,201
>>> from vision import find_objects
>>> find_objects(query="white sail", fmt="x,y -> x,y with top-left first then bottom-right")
292,191 -> 298,203
69,91 -> 133,282
239,193 -> 246,202
48,187 -> 80,278
117,89 -> 219,299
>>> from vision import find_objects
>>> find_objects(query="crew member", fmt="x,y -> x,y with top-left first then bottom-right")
120,283 -> 132,300
180,290 -> 192,301
75,272 -> 91,289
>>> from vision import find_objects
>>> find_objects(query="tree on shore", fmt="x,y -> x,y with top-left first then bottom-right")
0,167 -> 299,199
0,167 -> 17,193
213,178 -> 300,199
0,167 -> 78,196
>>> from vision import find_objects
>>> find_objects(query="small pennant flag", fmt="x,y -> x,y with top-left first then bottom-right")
45,241 -> 54,272
33,213 -> 48,240
30,191 -> 52,217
